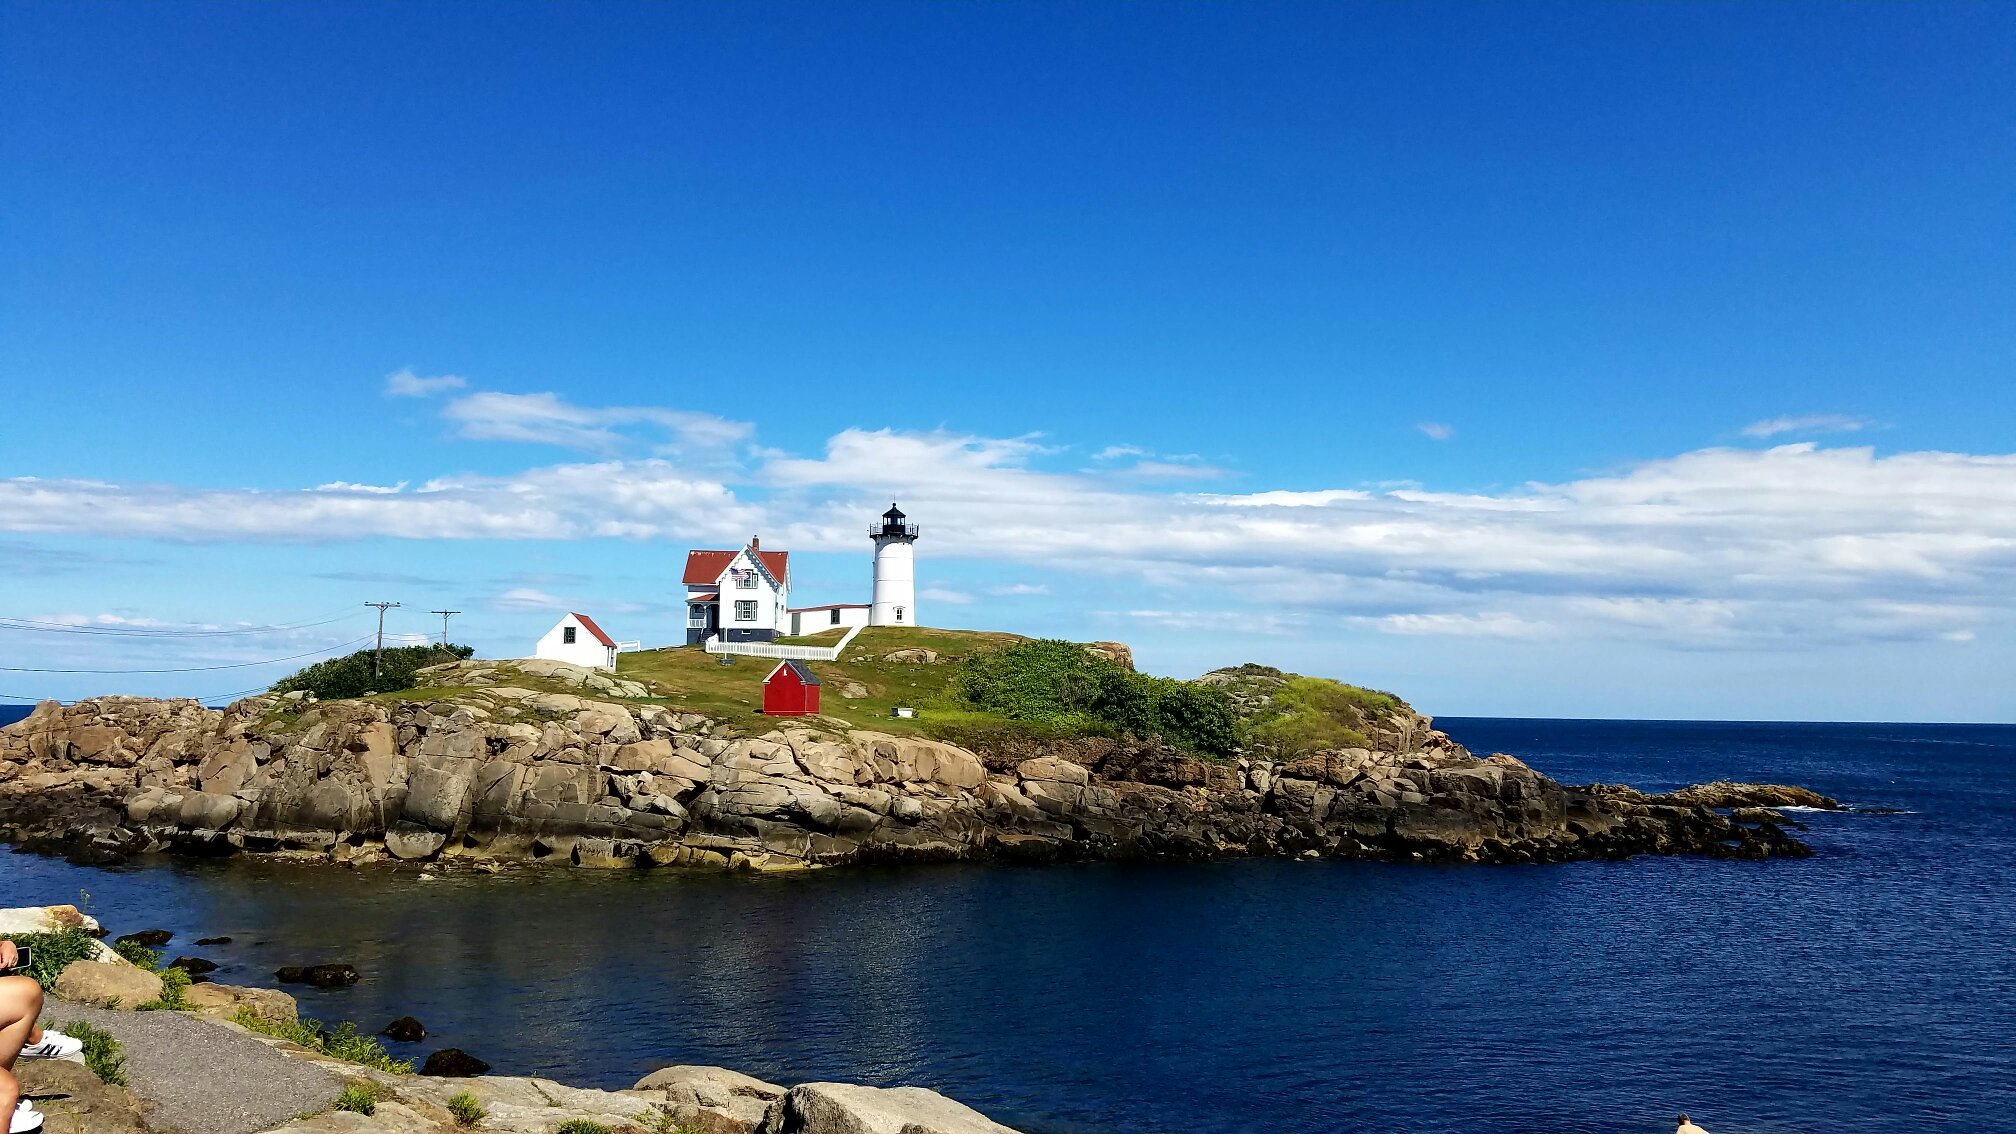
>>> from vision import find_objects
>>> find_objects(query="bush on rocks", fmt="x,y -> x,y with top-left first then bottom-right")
270,643 -> 474,701
9,927 -> 101,990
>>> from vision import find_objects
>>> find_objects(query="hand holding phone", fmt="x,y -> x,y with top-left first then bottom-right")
11,946 -> 30,973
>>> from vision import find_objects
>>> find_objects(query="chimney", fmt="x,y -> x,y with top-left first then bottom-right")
750,536 -> 760,550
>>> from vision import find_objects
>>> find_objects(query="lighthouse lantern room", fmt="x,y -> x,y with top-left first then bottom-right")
870,503 -> 920,627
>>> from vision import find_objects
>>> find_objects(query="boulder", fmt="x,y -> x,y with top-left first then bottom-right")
421,1048 -> 491,1076
17,1057 -> 149,1134
759,1082 -> 1023,1134
115,928 -> 173,947
275,963 -> 359,987
181,981 -> 299,1025
834,681 -> 870,700
882,648 -> 940,664
384,822 -> 448,861
53,960 -> 163,1009
168,955 -> 218,977
635,1065 -> 787,1128
383,1015 -> 427,1042
195,936 -> 233,946
1083,641 -> 1134,670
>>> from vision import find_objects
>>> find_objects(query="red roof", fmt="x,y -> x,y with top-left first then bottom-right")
569,612 -> 616,647
682,548 -> 789,585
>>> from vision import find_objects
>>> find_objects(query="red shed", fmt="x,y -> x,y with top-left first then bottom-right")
762,659 -> 822,716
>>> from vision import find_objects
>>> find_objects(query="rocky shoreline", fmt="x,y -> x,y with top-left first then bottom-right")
6,905 -> 1028,1134
0,660 -> 1833,872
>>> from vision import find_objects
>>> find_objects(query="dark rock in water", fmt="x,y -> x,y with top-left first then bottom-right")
117,929 -> 173,947
275,963 -> 359,987
421,1048 -> 489,1077
1647,781 -> 1840,810
195,936 -> 233,946
169,956 -> 218,976
382,1016 -> 426,1042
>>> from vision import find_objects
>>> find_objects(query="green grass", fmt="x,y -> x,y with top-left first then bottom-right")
230,1009 -> 414,1074
447,1091 -> 487,1126
59,1019 -> 128,1087
617,626 -> 1025,737
11,927 -> 100,990
552,1122 -> 614,1134
136,964 -> 194,1011
111,939 -> 161,969
334,1081 -> 384,1116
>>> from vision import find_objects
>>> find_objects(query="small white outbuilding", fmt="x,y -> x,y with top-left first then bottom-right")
534,612 -> 618,672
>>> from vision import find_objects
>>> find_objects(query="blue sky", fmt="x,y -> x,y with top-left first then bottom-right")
3,1 -> 2012,720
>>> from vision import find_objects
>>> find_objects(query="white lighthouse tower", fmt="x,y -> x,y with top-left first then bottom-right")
869,503 -> 919,627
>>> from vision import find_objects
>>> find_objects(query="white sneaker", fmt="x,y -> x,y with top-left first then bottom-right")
10,1101 -> 44,1134
19,1029 -> 84,1060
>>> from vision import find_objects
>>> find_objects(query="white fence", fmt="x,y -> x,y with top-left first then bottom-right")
701,623 -> 863,662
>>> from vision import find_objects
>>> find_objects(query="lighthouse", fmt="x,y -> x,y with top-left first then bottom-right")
869,503 -> 919,627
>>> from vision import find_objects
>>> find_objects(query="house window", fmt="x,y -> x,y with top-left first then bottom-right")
830,608 -> 841,625
562,626 -> 577,644
734,600 -> 758,622
731,568 -> 758,589
689,604 -> 709,628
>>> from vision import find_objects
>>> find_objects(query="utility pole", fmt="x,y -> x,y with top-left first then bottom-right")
365,602 -> 400,679
430,610 -> 460,648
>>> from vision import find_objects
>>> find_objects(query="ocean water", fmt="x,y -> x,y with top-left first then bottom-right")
2,711 -> 2012,1134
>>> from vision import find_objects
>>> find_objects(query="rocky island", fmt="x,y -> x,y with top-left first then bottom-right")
0,632 -> 1830,870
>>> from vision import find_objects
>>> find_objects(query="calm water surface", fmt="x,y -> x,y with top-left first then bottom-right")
3,712 -> 2013,1134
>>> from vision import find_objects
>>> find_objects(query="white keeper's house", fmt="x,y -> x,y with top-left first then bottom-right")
684,538 -> 793,645
534,612 -> 620,671
683,505 -> 923,646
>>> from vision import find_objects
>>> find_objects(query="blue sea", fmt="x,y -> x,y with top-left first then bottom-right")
3,708 -> 2012,1134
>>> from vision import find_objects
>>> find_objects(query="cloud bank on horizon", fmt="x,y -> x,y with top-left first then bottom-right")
3,379 -> 2011,660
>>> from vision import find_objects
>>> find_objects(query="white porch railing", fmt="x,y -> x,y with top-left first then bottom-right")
702,623 -> 863,661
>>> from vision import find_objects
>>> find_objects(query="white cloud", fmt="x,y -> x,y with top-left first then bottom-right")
384,368 -> 468,397
1093,445 -> 1148,461
1416,422 -> 1455,441
1352,612 -> 1549,639
6,431 -> 2016,652
1741,413 -> 1870,439
920,586 -> 973,605
314,481 -> 407,494
991,583 -> 1050,596
493,587 -> 565,612
442,391 -> 752,457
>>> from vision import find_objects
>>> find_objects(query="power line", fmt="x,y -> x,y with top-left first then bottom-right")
0,608 -> 364,638
429,610 -> 460,646
0,635 -> 375,674
366,602 -> 401,679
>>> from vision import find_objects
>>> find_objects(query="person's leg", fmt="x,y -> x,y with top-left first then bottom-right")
0,974 -> 44,1125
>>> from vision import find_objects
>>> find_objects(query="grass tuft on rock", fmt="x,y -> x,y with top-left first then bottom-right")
333,1081 -> 384,1116
446,1091 -> 487,1126
60,1019 -> 128,1087
230,1009 -> 413,1074
552,1122 -> 614,1134
111,939 -> 162,970
137,964 -> 194,1011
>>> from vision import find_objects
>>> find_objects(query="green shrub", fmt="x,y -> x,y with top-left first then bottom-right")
271,643 -> 474,700
1239,675 -> 1398,757
59,1019 -> 127,1087
230,1009 -> 413,1074
11,928 -> 101,990
111,939 -> 161,970
334,1081 -> 383,1116
553,1122 -> 614,1134
137,964 -> 194,1011
446,1091 -> 487,1126
957,640 -> 1239,756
